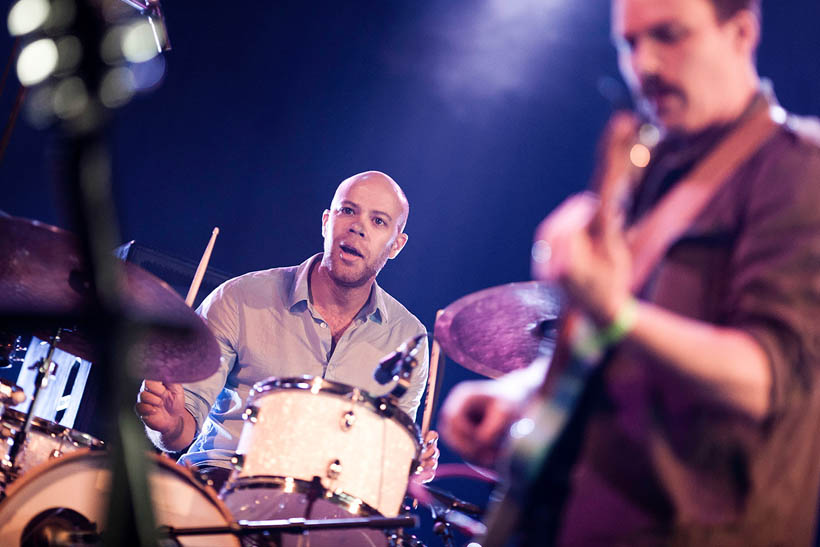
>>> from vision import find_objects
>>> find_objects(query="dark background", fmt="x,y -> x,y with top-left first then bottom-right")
2,1 -> 819,544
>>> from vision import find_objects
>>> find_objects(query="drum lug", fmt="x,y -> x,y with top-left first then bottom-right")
242,406 -> 259,423
231,453 -> 245,471
340,410 -> 356,431
327,458 -> 342,480
50,449 -> 62,459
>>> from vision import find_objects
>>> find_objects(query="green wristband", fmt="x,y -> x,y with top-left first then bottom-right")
599,297 -> 639,346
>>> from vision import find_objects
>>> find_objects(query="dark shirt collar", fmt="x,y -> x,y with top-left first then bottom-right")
629,87 -> 775,221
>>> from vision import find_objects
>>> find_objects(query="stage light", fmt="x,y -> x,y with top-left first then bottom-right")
630,143 -> 651,168
638,123 -> 660,148
101,26 -> 127,65
8,0 -> 50,37
122,19 -> 159,63
99,67 -> 135,108
16,37 -> 59,85
54,35 -> 82,74
43,0 -> 76,33
24,85 -> 55,128
52,76 -> 88,119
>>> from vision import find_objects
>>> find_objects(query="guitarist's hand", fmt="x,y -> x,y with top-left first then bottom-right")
531,192 -> 632,326
531,111 -> 639,325
439,379 -> 523,467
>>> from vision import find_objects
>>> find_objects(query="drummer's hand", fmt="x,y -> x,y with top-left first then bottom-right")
135,380 -> 187,435
413,430 -> 440,484
439,380 -> 521,468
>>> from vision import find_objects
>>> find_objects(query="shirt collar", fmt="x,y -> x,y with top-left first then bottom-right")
287,253 -> 387,324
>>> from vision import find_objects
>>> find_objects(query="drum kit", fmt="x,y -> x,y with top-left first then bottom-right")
0,215 -> 560,546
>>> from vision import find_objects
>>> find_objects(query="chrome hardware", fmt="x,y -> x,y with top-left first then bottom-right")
340,410 -> 356,431
327,459 -> 342,480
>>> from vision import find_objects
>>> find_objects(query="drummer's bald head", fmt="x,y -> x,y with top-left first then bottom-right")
331,171 -> 410,233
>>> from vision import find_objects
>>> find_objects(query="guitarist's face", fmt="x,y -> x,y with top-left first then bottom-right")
612,0 -> 759,134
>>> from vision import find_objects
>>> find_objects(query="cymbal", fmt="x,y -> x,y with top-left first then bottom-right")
434,281 -> 560,378
0,216 -> 220,383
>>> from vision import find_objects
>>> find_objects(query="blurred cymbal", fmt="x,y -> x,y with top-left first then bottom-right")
434,281 -> 560,378
0,216 -> 220,383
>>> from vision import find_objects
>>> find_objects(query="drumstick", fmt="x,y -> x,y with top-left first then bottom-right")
420,310 -> 445,438
185,227 -> 219,307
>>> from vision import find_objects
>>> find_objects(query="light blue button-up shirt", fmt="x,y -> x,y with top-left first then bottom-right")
178,254 -> 428,469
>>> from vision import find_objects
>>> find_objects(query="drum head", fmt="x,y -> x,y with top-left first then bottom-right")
0,450 -> 238,546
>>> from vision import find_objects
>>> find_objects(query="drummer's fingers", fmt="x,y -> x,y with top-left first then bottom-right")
142,379 -> 167,396
427,448 -> 441,468
137,390 -> 163,407
420,442 -> 439,461
134,402 -> 158,417
163,382 -> 184,397
423,430 -> 439,447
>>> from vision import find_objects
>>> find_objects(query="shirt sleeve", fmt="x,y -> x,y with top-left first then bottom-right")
182,281 -> 238,432
724,138 -> 820,416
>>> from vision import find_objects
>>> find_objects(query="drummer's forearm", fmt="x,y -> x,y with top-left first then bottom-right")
146,410 -> 197,453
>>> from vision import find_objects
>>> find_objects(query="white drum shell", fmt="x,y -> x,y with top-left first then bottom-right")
0,408 -> 103,480
233,379 -> 420,517
0,450 -> 239,547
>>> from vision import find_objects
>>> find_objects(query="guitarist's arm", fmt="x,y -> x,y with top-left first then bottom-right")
531,189 -> 772,422
609,301 -> 771,419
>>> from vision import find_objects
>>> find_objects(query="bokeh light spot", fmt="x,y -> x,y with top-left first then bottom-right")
122,20 -> 160,63
16,38 -> 59,86
8,0 -> 50,37
630,143 -> 651,168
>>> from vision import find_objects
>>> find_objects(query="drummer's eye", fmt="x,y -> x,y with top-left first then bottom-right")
340,207 -> 355,215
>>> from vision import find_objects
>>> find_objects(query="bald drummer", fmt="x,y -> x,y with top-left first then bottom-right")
136,171 -> 439,489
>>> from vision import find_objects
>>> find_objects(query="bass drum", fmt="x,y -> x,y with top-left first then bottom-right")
0,450 -> 239,547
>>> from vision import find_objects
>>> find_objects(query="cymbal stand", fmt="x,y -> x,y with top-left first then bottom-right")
430,504 -> 455,547
1,329 -> 61,479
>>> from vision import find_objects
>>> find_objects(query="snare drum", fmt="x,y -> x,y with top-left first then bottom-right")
0,407 -> 104,486
0,450 -> 239,546
222,376 -> 422,546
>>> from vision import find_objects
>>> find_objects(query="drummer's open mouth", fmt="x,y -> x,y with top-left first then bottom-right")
340,244 -> 363,258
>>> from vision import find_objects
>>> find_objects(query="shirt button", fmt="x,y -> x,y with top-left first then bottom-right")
320,322 -> 327,328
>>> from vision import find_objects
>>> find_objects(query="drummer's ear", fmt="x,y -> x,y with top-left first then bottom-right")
388,232 -> 408,260
321,209 -> 330,238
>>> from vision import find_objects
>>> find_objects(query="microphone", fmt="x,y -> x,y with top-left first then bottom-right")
374,333 -> 426,385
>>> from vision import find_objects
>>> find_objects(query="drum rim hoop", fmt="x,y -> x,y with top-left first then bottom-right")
1,408 -> 104,448
0,448 -> 235,526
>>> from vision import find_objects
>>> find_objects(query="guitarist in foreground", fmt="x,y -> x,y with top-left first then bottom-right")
440,0 -> 820,545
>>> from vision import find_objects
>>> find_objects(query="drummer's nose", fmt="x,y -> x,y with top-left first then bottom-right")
349,220 -> 365,237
